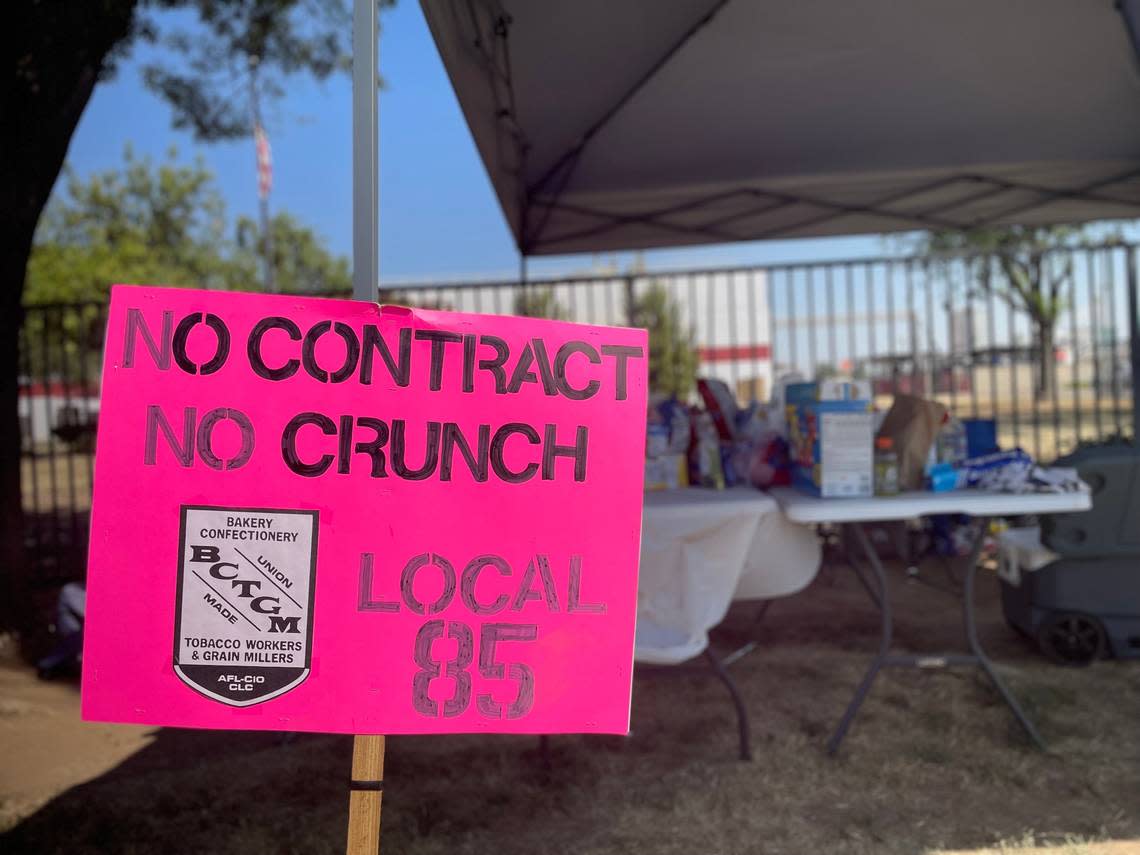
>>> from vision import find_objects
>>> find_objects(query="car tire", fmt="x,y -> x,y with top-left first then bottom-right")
1036,611 -> 1107,667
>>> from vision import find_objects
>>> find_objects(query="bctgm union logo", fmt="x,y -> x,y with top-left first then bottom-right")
174,505 -> 318,706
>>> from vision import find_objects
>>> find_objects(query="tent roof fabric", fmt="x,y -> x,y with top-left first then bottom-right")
421,0 -> 1140,255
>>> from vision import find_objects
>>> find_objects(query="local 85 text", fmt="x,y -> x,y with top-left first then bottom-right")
358,550 -> 606,720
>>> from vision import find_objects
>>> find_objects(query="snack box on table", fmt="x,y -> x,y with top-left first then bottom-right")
785,381 -> 874,497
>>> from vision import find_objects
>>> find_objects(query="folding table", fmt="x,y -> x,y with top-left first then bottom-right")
769,486 -> 1092,754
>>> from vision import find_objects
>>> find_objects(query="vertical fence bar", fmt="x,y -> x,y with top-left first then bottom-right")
805,267 -> 817,378
964,260 -> 979,419
1106,248 -> 1123,435
946,263 -> 959,417
924,262 -> 936,399
18,316 -> 41,562
866,263 -> 877,392
883,262 -> 896,394
846,264 -> 857,383
685,274 -> 697,382
966,301 -> 979,419
1005,268 -> 1023,452
768,269 -> 779,375
1129,246 -> 1140,440
768,268 -> 780,384
1088,250 -> 1105,439
56,307 -> 80,547
727,272 -> 740,396
825,266 -> 837,376
1029,288 -> 1043,462
1067,252 -> 1082,449
748,269 -> 760,401
40,306 -> 62,572
567,279 -> 580,323
907,260 -> 919,394
706,274 -> 717,381
1049,253 -> 1064,457
985,257 -> 999,426
625,275 -> 637,329
78,305 -> 96,506
787,269 -> 798,375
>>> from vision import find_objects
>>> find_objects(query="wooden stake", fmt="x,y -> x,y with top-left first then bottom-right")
346,735 -> 386,855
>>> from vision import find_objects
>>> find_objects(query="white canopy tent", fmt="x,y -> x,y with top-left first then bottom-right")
341,1 -> 1140,742
347,0 -> 1140,429
418,0 -> 1140,256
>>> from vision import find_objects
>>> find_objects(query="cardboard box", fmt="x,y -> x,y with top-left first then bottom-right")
786,382 -> 874,497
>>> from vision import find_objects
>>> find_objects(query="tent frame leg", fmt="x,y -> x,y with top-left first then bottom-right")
702,647 -> 753,761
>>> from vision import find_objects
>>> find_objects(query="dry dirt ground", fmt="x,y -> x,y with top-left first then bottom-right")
2,558 -> 1138,855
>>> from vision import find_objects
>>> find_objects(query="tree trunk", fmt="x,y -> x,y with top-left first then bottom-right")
1,2 -> 139,630
1036,321 -> 1056,399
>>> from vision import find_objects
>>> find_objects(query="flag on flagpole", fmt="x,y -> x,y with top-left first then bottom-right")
255,124 -> 272,199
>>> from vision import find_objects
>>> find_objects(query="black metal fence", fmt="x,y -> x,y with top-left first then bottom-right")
17,245 -> 1138,587
19,301 -> 107,586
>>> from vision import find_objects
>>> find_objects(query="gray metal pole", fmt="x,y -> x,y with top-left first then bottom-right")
352,0 -> 379,302
1128,247 -> 1140,439
249,60 -> 275,293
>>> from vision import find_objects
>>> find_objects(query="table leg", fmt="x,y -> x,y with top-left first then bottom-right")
961,518 -> 1046,750
752,599 -> 773,627
703,648 -> 753,761
827,522 -> 893,755
828,516 -> 1046,755
846,551 -> 884,611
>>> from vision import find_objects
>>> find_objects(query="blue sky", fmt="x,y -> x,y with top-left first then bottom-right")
62,2 -> 889,284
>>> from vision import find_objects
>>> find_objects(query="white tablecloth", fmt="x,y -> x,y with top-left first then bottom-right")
635,487 -> 821,665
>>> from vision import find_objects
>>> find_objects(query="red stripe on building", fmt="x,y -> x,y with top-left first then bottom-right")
698,344 -> 771,362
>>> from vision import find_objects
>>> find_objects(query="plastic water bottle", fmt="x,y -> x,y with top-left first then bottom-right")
938,417 -> 969,466
874,436 -> 900,496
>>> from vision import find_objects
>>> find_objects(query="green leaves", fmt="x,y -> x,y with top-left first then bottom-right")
512,288 -> 567,320
234,211 -> 352,294
25,148 -> 349,304
631,283 -> 698,400
917,224 -> 1089,396
918,225 -> 1081,325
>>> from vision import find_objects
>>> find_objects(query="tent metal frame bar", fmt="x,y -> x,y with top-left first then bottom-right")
521,0 -> 732,250
531,170 -> 1140,252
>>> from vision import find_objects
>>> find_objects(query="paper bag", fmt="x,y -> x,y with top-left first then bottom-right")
877,394 -> 948,490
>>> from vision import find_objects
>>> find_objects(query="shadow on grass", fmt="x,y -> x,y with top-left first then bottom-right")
1,720 -> 645,855
5,570 -> 1139,855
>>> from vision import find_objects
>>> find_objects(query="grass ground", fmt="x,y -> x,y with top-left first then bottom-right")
2,558 -> 1138,855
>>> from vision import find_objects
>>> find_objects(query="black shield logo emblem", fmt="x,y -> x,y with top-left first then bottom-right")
174,505 -> 318,706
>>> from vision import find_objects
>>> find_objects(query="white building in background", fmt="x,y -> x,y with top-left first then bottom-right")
418,269 -> 774,404
665,269 -> 772,403
18,382 -> 100,447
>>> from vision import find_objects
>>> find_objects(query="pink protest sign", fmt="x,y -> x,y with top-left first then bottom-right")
82,285 -> 647,735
